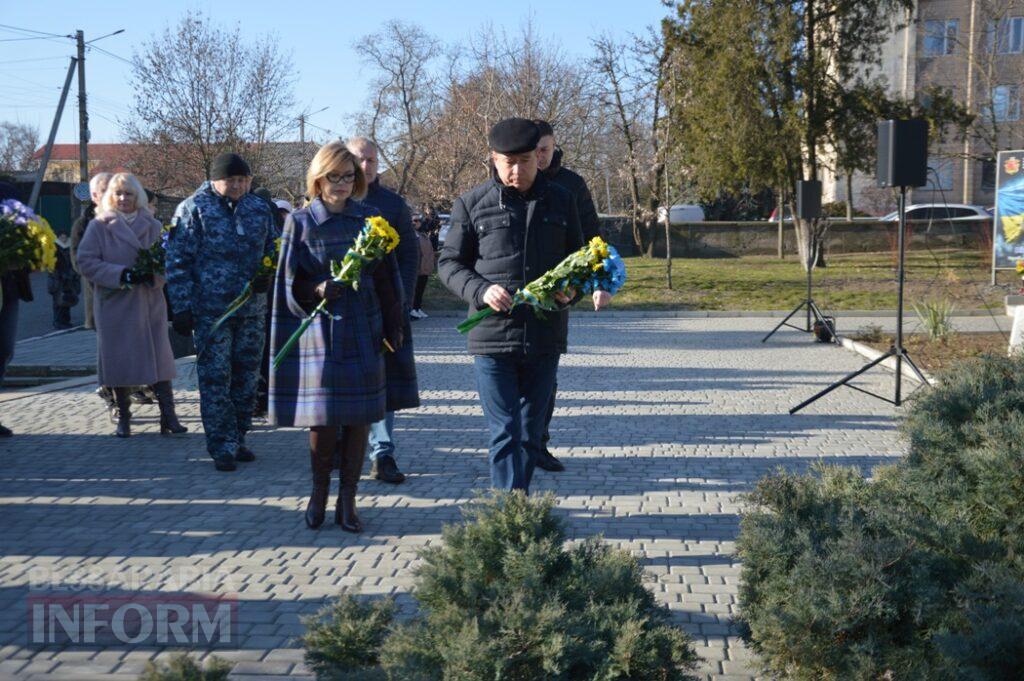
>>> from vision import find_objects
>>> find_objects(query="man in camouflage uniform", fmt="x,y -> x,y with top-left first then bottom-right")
166,153 -> 277,472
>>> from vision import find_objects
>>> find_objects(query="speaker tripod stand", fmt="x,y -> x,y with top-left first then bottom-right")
790,186 -> 928,413
762,248 -> 838,344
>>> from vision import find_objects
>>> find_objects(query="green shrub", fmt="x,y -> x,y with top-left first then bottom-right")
304,492 -> 699,680
737,354 -> 1024,679
912,299 -> 956,341
138,654 -> 231,681
302,594 -> 395,680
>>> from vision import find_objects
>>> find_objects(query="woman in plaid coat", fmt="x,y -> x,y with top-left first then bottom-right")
269,141 -> 404,533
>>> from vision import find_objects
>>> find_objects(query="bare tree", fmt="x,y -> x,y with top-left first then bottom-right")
359,20 -> 442,197
122,13 -> 295,195
0,122 -> 40,171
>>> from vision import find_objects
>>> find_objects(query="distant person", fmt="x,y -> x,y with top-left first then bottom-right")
346,136 -> 420,485
71,172 -> 112,330
166,153 -> 277,471
77,173 -> 186,438
47,233 -> 79,329
533,119 -> 613,473
411,221 -> 434,319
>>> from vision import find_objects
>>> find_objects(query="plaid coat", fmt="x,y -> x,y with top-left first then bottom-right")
268,198 -> 400,427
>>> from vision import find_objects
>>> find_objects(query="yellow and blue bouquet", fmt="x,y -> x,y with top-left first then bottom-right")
0,199 -> 57,274
272,216 -> 399,369
456,236 -> 627,334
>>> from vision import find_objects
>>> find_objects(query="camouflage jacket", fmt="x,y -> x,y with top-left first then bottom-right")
166,182 -> 277,318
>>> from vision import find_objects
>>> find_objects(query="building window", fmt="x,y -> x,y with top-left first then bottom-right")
992,16 -> 1024,54
982,158 -> 997,191
929,159 -> 955,191
924,19 -> 959,56
991,85 -> 1021,122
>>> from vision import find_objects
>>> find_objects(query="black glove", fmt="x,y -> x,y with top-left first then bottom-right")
315,280 -> 344,301
252,274 -> 272,294
172,310 -> 194,337
119,268 -> 133,287
133,269 -> 155,287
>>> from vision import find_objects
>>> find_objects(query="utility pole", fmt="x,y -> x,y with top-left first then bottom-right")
75,30 -> 89,208
30,58 -> 78,209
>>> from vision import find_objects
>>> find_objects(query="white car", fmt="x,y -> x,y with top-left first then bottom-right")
436,213 -> 452,247
881,204 -> 990,222
656,204 -> 705,225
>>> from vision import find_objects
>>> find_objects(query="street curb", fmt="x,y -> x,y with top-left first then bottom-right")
427,309 -> 1007,320
0,355 -> 197,404
836,335 -> 936,386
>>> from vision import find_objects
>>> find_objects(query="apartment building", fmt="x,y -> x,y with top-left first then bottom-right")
824,0 -> 1024,211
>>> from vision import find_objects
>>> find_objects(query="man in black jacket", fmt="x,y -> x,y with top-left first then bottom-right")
533,120 -> 613,473
439,118 -> 590,492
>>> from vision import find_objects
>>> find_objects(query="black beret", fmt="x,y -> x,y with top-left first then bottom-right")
533,119 -> 554,138
488,118 -> 540,154
210,152 -> 251,180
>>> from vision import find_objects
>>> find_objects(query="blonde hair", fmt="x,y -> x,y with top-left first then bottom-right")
89,172 -> 113,194
101,173 -> 148,213
306,141 -> 366,201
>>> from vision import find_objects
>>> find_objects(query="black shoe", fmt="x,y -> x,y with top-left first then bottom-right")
371,455 -> 406,484
0,424 -> 11,438
213,456 -> 237,472
535,450 -> 565,472
129,389 -> 154,405
235,446 -> 256,463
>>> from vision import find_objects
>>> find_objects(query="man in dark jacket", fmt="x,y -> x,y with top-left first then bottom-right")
0,179 -> 30,437
347,136 -> 420,485
439,118 -> 591,492
533,120 -> 613,473
70,172 -> 111,330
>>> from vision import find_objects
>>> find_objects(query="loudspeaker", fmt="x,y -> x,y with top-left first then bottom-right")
877,119 -> 928,188
796,179 -> 822,220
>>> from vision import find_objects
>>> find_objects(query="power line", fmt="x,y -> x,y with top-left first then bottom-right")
0,23 -> 66,38
0,56 -> 69,65
88,45 -> 132,67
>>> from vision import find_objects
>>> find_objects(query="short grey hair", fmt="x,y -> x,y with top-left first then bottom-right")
345,136 -> 376,154
89,172 -> 113,193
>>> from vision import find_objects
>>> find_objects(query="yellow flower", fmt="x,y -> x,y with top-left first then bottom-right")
262,256 -> 273,267
1017,259 -> 1024,274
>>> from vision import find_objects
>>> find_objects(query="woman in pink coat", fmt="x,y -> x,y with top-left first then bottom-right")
77,173 -> 185,438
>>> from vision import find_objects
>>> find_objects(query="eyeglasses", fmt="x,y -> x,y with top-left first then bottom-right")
325,172 -> 357,185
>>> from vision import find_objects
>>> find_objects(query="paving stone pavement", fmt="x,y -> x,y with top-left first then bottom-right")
0,314 -> 910,680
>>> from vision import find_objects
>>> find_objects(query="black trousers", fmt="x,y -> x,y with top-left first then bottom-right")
413,275 -> 428,310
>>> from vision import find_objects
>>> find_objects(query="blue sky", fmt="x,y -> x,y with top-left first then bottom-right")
2,1 -> 672,147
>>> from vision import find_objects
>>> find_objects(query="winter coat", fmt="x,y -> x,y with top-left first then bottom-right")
438,172 -> 584,356
47,244 -> 80,307
269,198 -> 407,428
543,148 -> 601,240
362,179 -> 420,412
417,232 -> 434,275
77,210 -> 176,387
70,201 -> 96,275
165,182 -> 277,319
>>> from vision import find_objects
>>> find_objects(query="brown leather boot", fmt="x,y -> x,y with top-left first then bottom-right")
305,447 -> 334,529
153,381 -> 187,435
112,388 -> 132,438
335,425 -> 368,533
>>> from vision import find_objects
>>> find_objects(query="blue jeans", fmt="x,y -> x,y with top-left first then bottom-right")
368,411 -> 396,461
473,353 -> 560,492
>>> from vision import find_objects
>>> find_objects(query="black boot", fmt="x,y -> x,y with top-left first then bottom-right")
112,388 -> 132,438
153,381 -> 187,435
306,447 -> 333,529
336,426 -> 368,533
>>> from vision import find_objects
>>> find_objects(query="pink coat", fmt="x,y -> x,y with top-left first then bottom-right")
77,210 -> 176,387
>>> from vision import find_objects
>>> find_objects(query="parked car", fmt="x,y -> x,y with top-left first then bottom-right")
656,204 -> 705,224
768,206 -> 794,222
880,204 -> 990,222
436,213 -> 452,247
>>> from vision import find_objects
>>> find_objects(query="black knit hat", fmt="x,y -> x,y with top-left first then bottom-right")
533,119 -> 554,138
488,118 -> 540,154
210,152 -> 251,180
